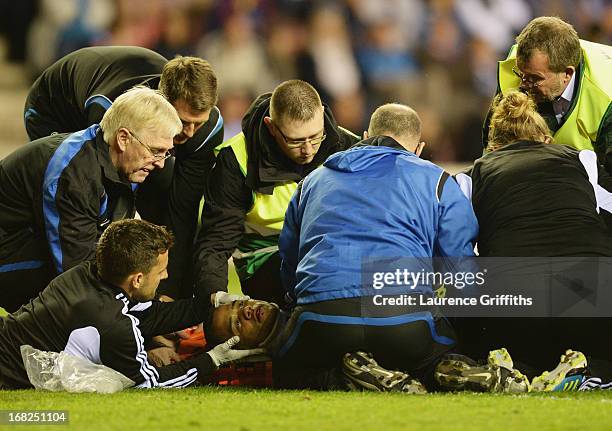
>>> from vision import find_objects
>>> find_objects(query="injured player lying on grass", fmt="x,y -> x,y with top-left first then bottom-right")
201,299 -> 600,393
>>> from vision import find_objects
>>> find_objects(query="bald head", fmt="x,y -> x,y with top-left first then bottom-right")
367,103 -> 422,151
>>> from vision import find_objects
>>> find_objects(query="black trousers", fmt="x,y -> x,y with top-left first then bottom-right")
0,228 -> 55,312
272,297 -> 457,390
454,317 -> 612,378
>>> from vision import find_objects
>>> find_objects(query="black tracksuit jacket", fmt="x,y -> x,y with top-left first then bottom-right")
24,45 -> 167,138
467,140 -> 612,256
23,45 -> 225,298
0,126 -> 134,282
0,261 -> 214,389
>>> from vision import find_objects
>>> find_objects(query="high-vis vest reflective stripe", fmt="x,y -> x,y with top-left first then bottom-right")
225,133 -> 298,279
498,40 -> 612,151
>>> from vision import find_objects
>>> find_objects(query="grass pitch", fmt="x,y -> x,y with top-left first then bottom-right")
2,388 -> 612,431
3,270 -> 612,431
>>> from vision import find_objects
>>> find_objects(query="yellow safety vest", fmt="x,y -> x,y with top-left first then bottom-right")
216,133 -> 298,280
498,40 -> 612,151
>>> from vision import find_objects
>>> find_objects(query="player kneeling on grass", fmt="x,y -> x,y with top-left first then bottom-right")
0,219 -> 263,390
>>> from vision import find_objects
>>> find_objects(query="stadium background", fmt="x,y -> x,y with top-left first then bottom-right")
1,0 -> 611,164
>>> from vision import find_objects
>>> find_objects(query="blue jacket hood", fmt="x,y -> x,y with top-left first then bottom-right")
323,136 -> 412,173
278,134 -> 479,305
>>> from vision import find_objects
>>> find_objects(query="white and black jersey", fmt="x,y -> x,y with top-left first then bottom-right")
458,140 -> 612,257
0,261 -> 214,389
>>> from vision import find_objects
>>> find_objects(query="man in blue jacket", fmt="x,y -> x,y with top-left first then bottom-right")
272,103 -> 479,391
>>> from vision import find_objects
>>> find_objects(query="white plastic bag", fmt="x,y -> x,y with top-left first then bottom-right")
20,345 -> 134,393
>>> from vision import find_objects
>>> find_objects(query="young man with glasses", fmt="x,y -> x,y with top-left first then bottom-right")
0,87 -> 182,312
482,16 -> 612,174
193,80 -> 359,305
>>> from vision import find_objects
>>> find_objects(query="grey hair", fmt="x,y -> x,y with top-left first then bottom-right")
100,86 -> 182,144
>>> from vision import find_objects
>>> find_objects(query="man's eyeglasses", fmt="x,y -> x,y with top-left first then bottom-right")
127,129 -> 174,161
512,67 -> 543,89
275,124 -> 326,149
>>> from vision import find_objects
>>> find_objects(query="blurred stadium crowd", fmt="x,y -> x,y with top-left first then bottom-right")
2,0 -> 611,163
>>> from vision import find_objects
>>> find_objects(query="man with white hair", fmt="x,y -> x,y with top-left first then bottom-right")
0,87 -> 182,312
24,47 -> 224,299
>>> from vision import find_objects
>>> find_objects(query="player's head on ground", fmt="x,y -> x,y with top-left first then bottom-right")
159,56 -> 218,145
487,91 -> 552,151
514,16 -> 580,104
367,103 -> 425,155
100,86 -> 182,183
264,80 -> 325,165
96,219 -> 174,301
205,299 -> 280,349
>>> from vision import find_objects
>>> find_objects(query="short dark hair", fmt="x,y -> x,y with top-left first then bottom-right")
96,219 -> 174,286
270,80 -> 323,126
159,56 -> 218,112
368,103 -> 421,142
516,16 -> 581,72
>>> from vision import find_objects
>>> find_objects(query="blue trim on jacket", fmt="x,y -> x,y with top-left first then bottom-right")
279,141 -> 478,305
24,107 -> 38,120
42,124 -> 100,273
84,94 -> 113,112
0,260 -> 45,273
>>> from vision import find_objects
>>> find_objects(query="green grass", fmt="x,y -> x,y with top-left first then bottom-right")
3,267 -> 612,430
2,388 -> 612,431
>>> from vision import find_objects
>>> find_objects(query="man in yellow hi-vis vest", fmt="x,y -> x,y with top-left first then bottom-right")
193,80 -> 359,305
482,16 -> 612,173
